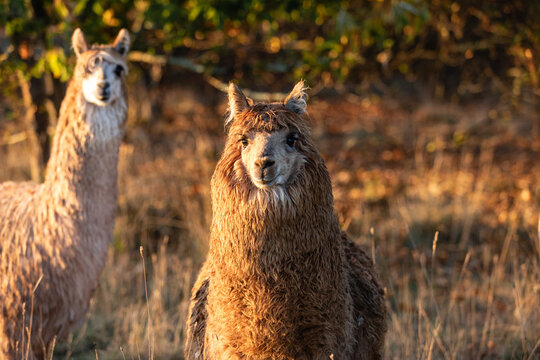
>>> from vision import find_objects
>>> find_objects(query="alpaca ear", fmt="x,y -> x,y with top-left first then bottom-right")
113,29 -> 130,57
284,80 -> 308,115
72,28 -> 88,58
226,82 -> 251,125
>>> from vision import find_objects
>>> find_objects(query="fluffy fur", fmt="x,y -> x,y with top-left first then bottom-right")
0,28 -> 129,359
185,81 -> 386,359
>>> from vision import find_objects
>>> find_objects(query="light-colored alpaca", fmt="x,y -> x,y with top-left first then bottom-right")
0,28 -> 130,359
185,81 -> 386,360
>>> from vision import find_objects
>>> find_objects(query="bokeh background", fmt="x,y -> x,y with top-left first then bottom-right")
1,1 -> 539,359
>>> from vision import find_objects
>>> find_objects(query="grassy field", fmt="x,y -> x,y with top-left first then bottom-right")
1,78 -> 539,359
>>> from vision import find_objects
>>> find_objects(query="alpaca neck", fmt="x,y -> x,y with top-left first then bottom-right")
207,172 -> 350,358
210,170 -> 341,277
44,80 -> 126,228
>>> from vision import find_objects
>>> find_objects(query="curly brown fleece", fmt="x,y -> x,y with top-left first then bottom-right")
0,29 -> 129,359
185,82 -> 386,359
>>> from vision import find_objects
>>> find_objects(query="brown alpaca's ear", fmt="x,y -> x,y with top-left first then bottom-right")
72,28 -> 88,58
284,80 -> 308,115
113,29 -> 130,57
226,82 -> 251,126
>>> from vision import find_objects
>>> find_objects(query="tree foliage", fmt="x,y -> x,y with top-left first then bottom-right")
1,0 -> 538,96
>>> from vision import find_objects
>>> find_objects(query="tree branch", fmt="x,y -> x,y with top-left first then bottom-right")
128,51 -> 288,101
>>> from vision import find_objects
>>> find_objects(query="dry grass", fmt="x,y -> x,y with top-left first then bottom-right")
1,79 -> 538,359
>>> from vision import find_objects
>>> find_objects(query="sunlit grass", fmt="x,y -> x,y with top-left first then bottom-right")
1,84 -> 538,359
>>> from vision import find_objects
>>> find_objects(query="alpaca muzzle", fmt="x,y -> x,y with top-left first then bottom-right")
98,81 -> 111,101
254,157 -> 278,186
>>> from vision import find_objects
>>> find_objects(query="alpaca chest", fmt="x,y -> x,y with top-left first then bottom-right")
205,265 -> 355,359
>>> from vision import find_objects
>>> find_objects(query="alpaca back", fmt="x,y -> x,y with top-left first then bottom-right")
0,181 -> 85,358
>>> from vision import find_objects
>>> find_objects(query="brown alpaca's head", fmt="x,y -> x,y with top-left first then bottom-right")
71,28 -> 130,106
218,81 -> 329,206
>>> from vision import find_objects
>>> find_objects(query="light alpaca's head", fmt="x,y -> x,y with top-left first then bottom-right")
72,28 -> 130,106
218,81 -> 329,207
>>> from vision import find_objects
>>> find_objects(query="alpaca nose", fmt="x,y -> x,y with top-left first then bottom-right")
255,157 -> 275,170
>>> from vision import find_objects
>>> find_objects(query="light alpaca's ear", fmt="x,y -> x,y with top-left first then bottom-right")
113,29 -> 130,57
284,80 -> 308,115
226,82 -> 251,126
72,28 -> 88,58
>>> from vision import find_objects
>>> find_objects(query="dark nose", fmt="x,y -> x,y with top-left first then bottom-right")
98,82 -> 110,90
255,157 -> 275,170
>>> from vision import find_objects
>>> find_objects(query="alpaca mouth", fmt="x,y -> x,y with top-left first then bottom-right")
260,178 -> 275,185
257,168 -> 279,186
252,174 -> 278,188
253,178 -> 274,187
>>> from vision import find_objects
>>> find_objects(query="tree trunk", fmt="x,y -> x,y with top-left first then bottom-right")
16,70 -> 43,183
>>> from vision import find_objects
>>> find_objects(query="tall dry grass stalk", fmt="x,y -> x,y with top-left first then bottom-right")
17,274 -> 44,360
140,246 -> 154,360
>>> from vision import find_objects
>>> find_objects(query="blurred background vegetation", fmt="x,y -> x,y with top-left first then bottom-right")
1,0 -> 539,172
3,0 -> 539,91
1,1 -> 539,359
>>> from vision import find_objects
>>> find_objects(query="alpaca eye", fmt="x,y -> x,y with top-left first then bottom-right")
114,65 -> 123,77
87,58 -> 97,73
286,133 -> 298,148
239,137 -> 248,147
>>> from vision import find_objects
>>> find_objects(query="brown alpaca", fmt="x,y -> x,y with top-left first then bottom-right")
0,28 -> 130,359
185,81 -> 386,359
